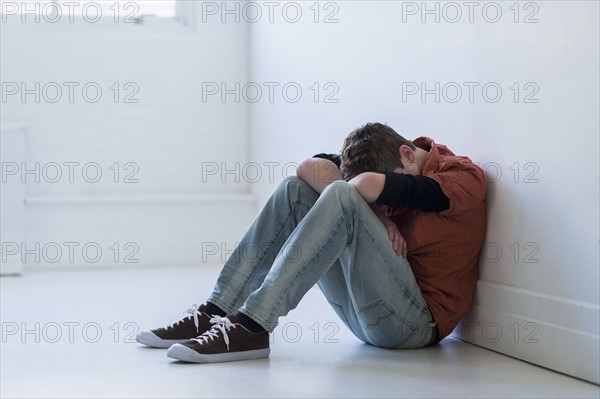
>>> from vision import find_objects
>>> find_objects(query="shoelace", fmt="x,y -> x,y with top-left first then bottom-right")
166,304 -> 203,333
192,316 -> 236,351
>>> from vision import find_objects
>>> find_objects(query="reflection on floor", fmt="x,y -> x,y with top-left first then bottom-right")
1,265 -> 598,398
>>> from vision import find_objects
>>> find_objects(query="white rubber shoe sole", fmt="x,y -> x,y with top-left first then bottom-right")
166,343 -> 270,363
135,330 -> 190,349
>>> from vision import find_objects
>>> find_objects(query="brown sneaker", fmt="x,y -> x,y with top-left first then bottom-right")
166,315 -> 270,363
136,304 -> 213,348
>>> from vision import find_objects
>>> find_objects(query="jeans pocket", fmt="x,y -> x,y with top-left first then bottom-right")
358,300 -> 417,348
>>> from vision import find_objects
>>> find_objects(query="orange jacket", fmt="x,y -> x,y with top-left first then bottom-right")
390,137 -> 487,339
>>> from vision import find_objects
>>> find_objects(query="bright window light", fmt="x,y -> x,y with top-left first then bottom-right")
0,1 -> 177,19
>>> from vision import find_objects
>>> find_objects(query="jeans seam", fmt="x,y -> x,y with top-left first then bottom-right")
214,212 -> 290,310
234,213 -> 291,302
268,214 -> 347,326
354,205 -> 429,314
359,301 -> 433,348
234,201 -> 310,303
228,199 -> 313,311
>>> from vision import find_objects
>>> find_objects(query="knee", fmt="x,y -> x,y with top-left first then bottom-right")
323,179 -> 353,192
282,175 -> 302,185
321,180 -> 360,202
317,181 -> 359,210
283,175 -> 311,191
281,175 -> 319,202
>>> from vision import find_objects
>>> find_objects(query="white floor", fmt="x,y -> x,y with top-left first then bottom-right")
1,265 -> 598,399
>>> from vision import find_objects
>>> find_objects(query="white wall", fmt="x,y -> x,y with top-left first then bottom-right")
248,1 -> 599,384
1,124 -> 26,274
1,6 -> 256,268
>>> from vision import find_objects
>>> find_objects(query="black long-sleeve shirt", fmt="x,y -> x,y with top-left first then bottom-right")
312,153 -> 449,212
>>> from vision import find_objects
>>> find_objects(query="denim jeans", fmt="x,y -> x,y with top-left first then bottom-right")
207,176 -> 436,348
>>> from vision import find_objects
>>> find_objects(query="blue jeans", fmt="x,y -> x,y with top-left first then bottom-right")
207,177 -> 436,348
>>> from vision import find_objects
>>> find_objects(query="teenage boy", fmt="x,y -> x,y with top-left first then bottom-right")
136,123 -> 486,364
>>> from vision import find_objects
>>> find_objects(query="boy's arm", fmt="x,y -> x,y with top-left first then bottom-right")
348,172 -> 386,203
350,172 -> 450,212
296,157 -> 343,194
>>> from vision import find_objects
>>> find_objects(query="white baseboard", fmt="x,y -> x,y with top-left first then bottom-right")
15,194 -> 257,269
455,280 -> 600,384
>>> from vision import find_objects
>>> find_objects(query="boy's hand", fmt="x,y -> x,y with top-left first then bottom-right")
348,172 -> 386,203
370,204 -> 407,258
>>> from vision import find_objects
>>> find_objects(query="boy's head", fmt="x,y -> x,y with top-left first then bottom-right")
340,123 -> 416,180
